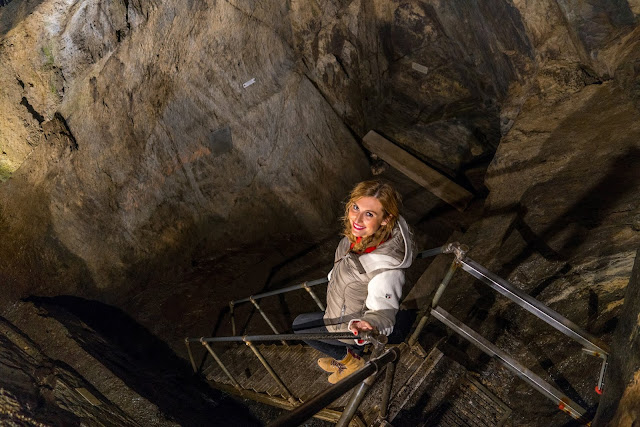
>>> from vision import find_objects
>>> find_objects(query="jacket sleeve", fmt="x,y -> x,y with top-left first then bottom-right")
349,269 -> 404,337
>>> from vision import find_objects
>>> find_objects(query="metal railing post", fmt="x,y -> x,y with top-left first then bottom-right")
184,338 -> 197,373
583,349 -> 608,394
201,339 -> 242,391
431,260 -> 459,308
249,296 -> 287,345
230,301 -> 236,336
408,244 -> 467,347
303,282 -> 325,311
245,340 -> 298,405
378,360 -> 396,421
336,334 -> 389,427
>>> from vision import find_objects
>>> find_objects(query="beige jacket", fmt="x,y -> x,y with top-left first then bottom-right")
323,216 -> 414,339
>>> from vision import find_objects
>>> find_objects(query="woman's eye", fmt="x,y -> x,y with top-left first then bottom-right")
353,204 -> 359,211
366,212 -> 373,217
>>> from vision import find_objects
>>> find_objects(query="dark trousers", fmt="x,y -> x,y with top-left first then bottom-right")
292,312 -> 363,360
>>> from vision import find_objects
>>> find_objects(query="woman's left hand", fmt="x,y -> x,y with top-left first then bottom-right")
349,320 -> 374,336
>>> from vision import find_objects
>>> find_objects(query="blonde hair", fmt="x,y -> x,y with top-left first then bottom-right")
342,180 -> 401,253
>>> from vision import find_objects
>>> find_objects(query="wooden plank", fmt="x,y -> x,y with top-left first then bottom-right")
362,131 -> 473,211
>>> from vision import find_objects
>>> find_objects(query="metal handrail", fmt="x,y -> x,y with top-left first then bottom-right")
422,242 -> 609,423
432,306 -> 589,422
230,246 -> 446,305
231,277 -> 330,305
227,246 -> 446,336
185,330 -> 389,424
188,246 -> 447,423
186,331 -> 365,345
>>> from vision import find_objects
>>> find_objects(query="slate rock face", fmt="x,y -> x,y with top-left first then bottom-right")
443,71 -> 640,425
594,249 -> 640,426
0,0 -> 368,296
0,317 -> 138,426
1,0 -> 637,298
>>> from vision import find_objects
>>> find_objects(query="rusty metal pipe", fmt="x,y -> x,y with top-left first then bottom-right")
379,361 -> 396,420
249,297 -> 287,345
245,340 -> 297,405
184,338 -> 197,373
303,283 -> 325,311
201,339 -> 242,391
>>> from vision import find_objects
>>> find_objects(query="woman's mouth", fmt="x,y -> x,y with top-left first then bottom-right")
352,223 -> 365,231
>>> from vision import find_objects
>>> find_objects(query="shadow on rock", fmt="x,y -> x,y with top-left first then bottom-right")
25,295 -> 262,426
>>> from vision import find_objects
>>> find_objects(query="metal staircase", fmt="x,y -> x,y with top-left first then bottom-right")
201,341 -> 442,425
185,243 -> 609,426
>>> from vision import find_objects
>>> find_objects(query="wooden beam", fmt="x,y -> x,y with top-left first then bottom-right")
363,131 -> 473,211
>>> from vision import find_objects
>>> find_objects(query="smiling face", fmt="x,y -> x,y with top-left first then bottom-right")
348,196 -> 389,238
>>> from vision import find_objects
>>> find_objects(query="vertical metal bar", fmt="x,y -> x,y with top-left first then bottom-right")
597,355 -> 608,394
379,361 -> 396,420
432,261 -> 459,307
407,261 -> 458,347
230,302 -> 236,336
408,315 -> 429,347
184,338 -> 197,373
201,339 -> 242,391
581,348 -> 608,393
303,283 -> 325,311
245,340 -> 298,405
337,336 -> 388,427
249,297 -> 287,345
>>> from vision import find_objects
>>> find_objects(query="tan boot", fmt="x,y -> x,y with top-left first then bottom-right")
317,357 -> 343,373
327,351 -> 365,384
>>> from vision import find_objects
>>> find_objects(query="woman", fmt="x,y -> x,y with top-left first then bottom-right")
293,180 -> 414,384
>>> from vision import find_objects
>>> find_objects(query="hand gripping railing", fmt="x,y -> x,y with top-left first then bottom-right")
412,242 -> 609,423
185,330 -> 393,425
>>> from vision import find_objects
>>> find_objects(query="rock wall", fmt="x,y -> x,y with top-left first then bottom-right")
594,249 -> 640,426
1,0 -> 638,298
434,27 -> 640,423
0,315 -> 139,425
1,1 -> 640,423
0,0 -> 369,298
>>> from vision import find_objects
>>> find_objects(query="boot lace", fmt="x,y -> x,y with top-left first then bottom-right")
331,360 -> 346,373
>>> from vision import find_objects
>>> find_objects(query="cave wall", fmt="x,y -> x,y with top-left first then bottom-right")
594,249 -> 640,426
3,0 -> 637,300
433,23 -> 640,423
0,0 -> 370,297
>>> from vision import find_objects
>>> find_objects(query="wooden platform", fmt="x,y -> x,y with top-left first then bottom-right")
363,130 -> 473,211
